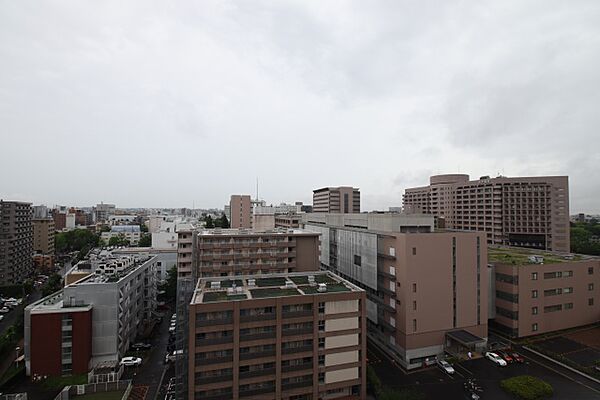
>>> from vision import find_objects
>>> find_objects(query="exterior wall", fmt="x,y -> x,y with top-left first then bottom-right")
403,175 -> 570,252
188,288 -> 366,400
152,230 -> 178,250
313,187 -> 360,214
493,260 -> 600,337
0,201 -> 33,285
28,309 -> 92,377
252,214 -> 275,231
274,215 -> 301,229
230,195 -> 252,229
33,218 -> 55,255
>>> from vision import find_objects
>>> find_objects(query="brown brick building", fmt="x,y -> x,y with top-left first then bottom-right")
403,174 -> 570,252
189,271 -> 366,400
230,195 -> 252,229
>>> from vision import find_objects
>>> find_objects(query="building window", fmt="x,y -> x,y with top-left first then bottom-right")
318,302 -> 325,314
589,267 -> 594,275
318,338 -> 325,349
531,272 -> 538,280
318,320 -> 325,332
412,283 -> 417,293
544,304 -> 562,313
412,247 -> 416,256
563,287 -> 573,294
532,323 -> 538,332
412,319 -> 417,332
532,290 -> 538,298
532,307 -> 538,315
318,355 -> 325,366
564,303 -> 573,310
564,270 -> 573,277
589,283 -> 594,291
318,372 -> 325,384
354,255 -> 361,267
413,301 -> 417,311
589,298 -> 594,306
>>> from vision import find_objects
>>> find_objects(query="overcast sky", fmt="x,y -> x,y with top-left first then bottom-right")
1,1 -> 599,212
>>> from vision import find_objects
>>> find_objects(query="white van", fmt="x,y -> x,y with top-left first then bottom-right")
165,349 -> 183,363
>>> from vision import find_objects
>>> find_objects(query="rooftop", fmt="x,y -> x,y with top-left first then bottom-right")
196,227 -> 316,236
27,291 -> 92,314
192,271 -> 362,304
488,246 -> 597,265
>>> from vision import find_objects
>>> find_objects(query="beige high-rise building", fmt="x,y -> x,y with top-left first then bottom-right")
230,195 -> 252,229
403,174 -> 570,252
189,271 -> 366,400
313,187 -> 360,214
302,213 -> 488,370
33,218 -> 55,255
0,200 -> 33,284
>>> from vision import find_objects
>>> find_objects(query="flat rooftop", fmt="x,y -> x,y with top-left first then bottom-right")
192,271 -> 362,304
488,246 -> 597,265
196,228 -> 317,236
27,291 -> 92,314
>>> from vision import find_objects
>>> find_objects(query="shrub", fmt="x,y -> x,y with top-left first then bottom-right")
500,375 -> 553,400
366,365 -> 382,396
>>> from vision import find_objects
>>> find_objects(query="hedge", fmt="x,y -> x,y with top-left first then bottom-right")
500,375 -> 553,400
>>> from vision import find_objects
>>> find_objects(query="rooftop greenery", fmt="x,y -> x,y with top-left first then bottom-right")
203,291 -> 247,303
250,288 -> 300,298
488,247 -> 582,265
300,284 -> 350,294
255,277 -> 288,287
289,275 -> 336,285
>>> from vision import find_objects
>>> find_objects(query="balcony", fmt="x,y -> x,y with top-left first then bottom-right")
239,386 -> 275,397
196,336 -> 234,346
282,328 -> 313,337
197,355 -> 233,365
282,363 -> 312,373
195,374 -> 233,385
282,345 -> 312,355
239,350 -> 276,360
282,380 -> 313,391
240,332 -> 275,342
282,310 -> 313,319
196,318 -> 233,327
239,367 -> 276,380
240,313 -> 275,323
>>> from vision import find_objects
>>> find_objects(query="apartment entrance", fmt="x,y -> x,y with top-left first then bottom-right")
445,330 -> 486,358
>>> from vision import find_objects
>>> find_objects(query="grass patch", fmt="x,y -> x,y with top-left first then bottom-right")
42,373 -> 88,389
0,363 -> 25,387
300,284 -> 350,294
488,248 -> 579,265
250,288 -> 299,298
289,275 -> 336,285
203,291 -> 247,303
74,391 -> 125,400
500,375 -> 553,400
255,277 -> 287,287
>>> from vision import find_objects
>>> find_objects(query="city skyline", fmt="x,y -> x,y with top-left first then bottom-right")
1,1 -> 599,212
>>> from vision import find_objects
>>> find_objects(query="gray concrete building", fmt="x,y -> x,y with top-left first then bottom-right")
0,200 -> 33,284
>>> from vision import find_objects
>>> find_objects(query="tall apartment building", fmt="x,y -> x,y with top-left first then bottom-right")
177,228 -> 320,279
230,195 -> 252,229
95,203 -> 116,223
403,174 -> 570,252
302,213 -> 488,370
0,200 -> 33,285
313,187 -> 360,214
489,247 -> 600,338
33,218 -> 55,255
25,251 -> 159,377
189,271 -> 366,400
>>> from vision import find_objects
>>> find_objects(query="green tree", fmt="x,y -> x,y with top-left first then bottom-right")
42,273 -> 63,297
159,266 -> 177,302
205,215 -> 214,228
108,234 -> 130,247
55,229 -> 100,254
219,213 -> 230,228
138,233 -> 151,247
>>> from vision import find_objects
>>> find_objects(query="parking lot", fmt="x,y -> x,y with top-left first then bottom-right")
367,341 -> 600,399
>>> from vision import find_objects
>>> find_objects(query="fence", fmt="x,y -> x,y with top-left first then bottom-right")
1,393 -> 27,400
53,380 -> 132,400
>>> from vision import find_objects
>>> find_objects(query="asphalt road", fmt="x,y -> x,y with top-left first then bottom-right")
0,289 -> 41,335
368,341 -> 600,399
122,306 -> 173,400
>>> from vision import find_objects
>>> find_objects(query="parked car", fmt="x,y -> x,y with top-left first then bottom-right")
165,350 -> 183,363
497,350 -> 514,363
511,352 -> 525,363
436,359 -> 455,375
0,315 -> 4,321
131,342 -> 152,351
0,307 -> 10,314
120,356 -> 142,367
168,325 -> 176,333
485,352 -> 507,366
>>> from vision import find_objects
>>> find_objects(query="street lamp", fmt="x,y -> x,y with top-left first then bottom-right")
15,346 -> 21,368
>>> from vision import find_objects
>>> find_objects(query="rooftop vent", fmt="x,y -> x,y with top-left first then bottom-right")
235,286 -> 243,294
248,279 -> 256,287
317,283 -> 327,293
284,281 -> 295,288
528,255 -> 544,264
210,281 -> 221,289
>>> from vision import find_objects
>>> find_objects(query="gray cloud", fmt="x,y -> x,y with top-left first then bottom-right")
0,1 -> 599,213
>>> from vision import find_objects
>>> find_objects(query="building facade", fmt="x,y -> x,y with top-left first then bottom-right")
275,214 -> 302,229
25,251 -> 159,376
230,195 -> 252,229
312,187 -> 360,214
189,271 -> 366,400
403,174 -> 570,252
33,218 -> 55,255
490,247 -> 600,338
101,225 -> 142,245
302,213 -> 488,370
0,200 -> 33,285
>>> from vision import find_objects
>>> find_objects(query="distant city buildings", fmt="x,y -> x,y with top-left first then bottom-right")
101,225 -> 141,245
189,271 -> 366,400
403,174 -> 570,252
302,212 -> 488,370
0,200 -> 33,285
32,216 -> 55,269
94,203 -> 116,223
313,187 -> 360,214
25,250 -> 159,377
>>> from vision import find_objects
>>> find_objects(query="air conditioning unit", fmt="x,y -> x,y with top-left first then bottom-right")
317,283 -> 327,293
210,281 -> 221,289
236,286 -> 243,294
248,279 -> 256,287
285,281 -> 295,288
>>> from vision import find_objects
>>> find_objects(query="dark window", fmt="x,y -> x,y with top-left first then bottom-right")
412,283 -> 417,293
564,303 -> 573,310
354,255 -> 361,267
589,298 -> 594,306
531,272 -> 538,280
496,306 -> 518,320
412,247 -> 416,256
532,290 -> 538,298
589,267 -> 594,275
544,304 -> 562,313
496,290 -> 519,303
496,273 -> 518,285
589,283 -> 594,291
532,307 -> 538,315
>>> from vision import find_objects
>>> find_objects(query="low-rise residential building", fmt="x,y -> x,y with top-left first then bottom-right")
302,213 -> 488,370
25,251 -> 159,377
101,225 -> 141,245
489,247 -> 600,337
189,271 -> 366,400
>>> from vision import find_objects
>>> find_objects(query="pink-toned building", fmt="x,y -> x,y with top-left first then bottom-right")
313,187 -> 360,214
230,195 -> 252,229
403,174 -> 570,252
303,213 -> 488,370
490,247 -> 600,337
